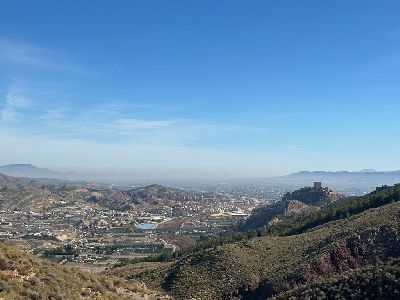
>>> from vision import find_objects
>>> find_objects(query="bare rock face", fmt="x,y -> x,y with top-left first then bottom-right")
266,200 -> 317,225
284,200 -> 316,217
245,199 -> 317,228
304,225 -> 400,282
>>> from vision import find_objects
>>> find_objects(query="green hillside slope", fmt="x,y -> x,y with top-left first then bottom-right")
128,200 -> 400,299
273,260 -> 400,299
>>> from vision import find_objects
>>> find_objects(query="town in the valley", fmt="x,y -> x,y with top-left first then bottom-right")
0,178 -> 291,271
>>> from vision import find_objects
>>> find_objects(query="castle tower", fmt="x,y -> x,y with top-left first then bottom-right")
314,182 -> 322,189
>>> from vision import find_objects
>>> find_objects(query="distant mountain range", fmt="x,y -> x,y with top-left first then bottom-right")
0,164 -> 76,180
272,170 -> 400,190
289,170 -> 400,175
2,164 -> 400,191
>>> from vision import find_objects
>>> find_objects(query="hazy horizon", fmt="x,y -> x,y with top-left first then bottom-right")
2,162 -> 400,182
1,1 -> 400,178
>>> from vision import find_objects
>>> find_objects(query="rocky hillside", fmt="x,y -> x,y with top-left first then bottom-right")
55,184 -> 203,211
0,187 -> 61,212
240,199 -> 316,230
58,186 -> 134,211
240,185 -> 340,231
0,172 -> 206,211
124,188 -> 400,299
0,241 -> 169,299
282,186 -> 341,207
0,173 -> 45,190
125,184 -> 210,205
0,164 -> 74,180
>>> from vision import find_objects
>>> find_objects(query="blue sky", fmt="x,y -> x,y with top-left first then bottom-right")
0,1 -> 400,179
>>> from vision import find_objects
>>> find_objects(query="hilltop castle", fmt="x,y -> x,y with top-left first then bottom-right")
313,181 -> 339,197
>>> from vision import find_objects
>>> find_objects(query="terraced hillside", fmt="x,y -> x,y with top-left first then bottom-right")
124,195 -> 400,299
0,241 -> 169,299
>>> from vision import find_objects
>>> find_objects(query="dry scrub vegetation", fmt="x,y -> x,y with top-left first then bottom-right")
0,241 -> 169,300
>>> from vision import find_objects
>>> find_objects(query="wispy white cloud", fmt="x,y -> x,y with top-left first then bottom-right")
0,39 -> 87,74
0,80 -> 270,158
1,84 -> 31,122
111,118 -> 177,130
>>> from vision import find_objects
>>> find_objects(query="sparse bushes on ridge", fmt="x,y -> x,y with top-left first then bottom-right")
272,259 -> 400,299
0,241 -> 168,299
